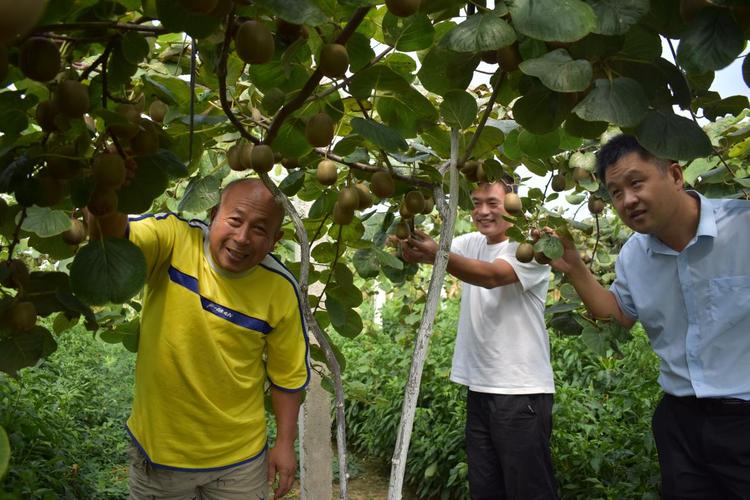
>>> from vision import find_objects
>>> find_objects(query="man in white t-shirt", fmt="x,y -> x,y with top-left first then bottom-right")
401,181 -> 556,499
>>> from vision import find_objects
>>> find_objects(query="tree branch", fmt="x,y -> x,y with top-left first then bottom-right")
317,148 -> 435,189
33,22 -> 168,35
462,68 -> 505,163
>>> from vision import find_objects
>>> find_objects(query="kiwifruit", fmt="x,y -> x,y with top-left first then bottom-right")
0,0 -> 46,43
481,50 -> 499,65
5,301 -> 37,331
338,187 -> 360,212
62,218 -> 87,245
34,175 -> 68,207
394,220 -> 410,239
55,80 -> 90,118
305,112 -> 335,147
385,0 -> 420,17
332,202 -> 354,225
404,191 -> 425,214
281,157 -> 300,170
318,43 -> 349,79
461,160 -> 480,182
1,259 -> 29,290
109,103 -> 140,140
206,0 -> 232,18
87,188 -> 118,216
515,242 -> 535,263
572,167 -> 591,182
370,171 -> 395,198
92,153 -> 126,188
588,196 -> 605,215
354,182 -> 372,209
235,20 -> 275,65
130,120 -> 160,156
148,99 -> 168,123
534,250 -> 552,265
476,162 -> 488,183
503,192 -> 523,216
227,143 -> 253,171
0,42 -> 7,82
276,19 -> 308,45
421,195 -> 435,214
399,200 -> 414,219
36,100 -> 60,132
551,174 -> 566,192
19,37 -> 60,82
497,43 -> 521,72
316,159 -> 338,186
46,145 -> 82,179
178,0 -> 218,13
250,144 -> 274,173
0,197 -> 6,221
13,179 -> 36,207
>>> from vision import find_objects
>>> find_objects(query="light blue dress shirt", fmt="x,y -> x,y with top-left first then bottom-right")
610,192 -> 750,400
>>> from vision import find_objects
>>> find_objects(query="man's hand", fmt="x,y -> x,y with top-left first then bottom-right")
267,443 -> 296,498
401,229 -> 438,265
543,227 -> 586,275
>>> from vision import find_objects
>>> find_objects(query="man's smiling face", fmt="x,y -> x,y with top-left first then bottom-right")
470,182 -> 513,244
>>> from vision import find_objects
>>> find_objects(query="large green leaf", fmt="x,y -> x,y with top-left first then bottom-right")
382,12 -> 435,51
325,296 -> 363,339
676,7 -> 745,74
0,425 -> 8,479
440,90 -> 478,129
254,0 -> 328,26
417,46 -> 478,96
178,171 -> 223,214
440,12 -> 516,52
376,91 -> 438,138
118,155 -> 171,214
509,0 -> 597,42
349,65 -> 411,100
701,95 -> 750,121
564,113 -> 608,139
350,118 -> 408,152
518,129 -> 560,159
513,86 -> 574,134
573,78 -> 648,127
155,0 -> 220,38
0,326 -> 57,376
70,238 -> 147,305
635,110 -> 713,161
586,0 -> 650,35
20,206 -> 71,238
352,248 -> 380,279
620,23 -> 662,62
519,49 -> 593,92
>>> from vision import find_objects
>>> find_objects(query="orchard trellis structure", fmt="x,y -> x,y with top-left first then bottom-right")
0,0 -> 748,498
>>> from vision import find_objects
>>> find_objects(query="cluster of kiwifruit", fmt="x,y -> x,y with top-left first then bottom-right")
515,230 -> 557,265
226,142 -> 275,173
0,259 -> 38,333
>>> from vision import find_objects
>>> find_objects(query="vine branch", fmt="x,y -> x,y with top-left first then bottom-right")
462,68 -> 505,164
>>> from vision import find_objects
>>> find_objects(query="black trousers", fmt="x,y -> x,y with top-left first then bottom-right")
652,393 -> 750,499
465,391 -> 557,500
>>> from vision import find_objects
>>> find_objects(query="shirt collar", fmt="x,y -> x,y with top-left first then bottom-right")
646,191 -> 717,254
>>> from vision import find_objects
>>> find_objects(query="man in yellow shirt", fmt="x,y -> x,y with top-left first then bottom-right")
91,178 -> 309,499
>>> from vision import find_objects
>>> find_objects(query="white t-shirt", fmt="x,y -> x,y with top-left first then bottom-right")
450,232 -> 554,394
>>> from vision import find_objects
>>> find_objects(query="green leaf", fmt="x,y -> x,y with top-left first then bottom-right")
586,0 -> 650,35
417,46 -> 478,96
279,170 -> 306,196
377,91 -> 439,138
509,0 -> 597,42
620,23 -> 662,62
20,206 -> 71,238
635,110 -> 713,161
350,118 -> 408,152
743,54 -> 750,88
513,85 -> 574,134
573,78 -> 648,127
676,7 -> 745,74
178,172 -> 223,214
683,157 -> 718,186
533,234 -> 564,260
440,90 -> 478,129
349,64 -> 411,100
120,32 -> 149,65
346,32 -> 376,72
519,49 -> 593,92
581,325 -> 609,355
564,114 -> 607,139
118,155 -> 171,214
325,296 -> 363,339
353,248 -> 380,278
271,120 -> 312,158
253,0 -> 328,26
0,326 -> 57,376
518,129 -> 560,159
70,238 -> 147,305
327,283 -> 363,308
701,95 -> 750,122
440,12 -> 516,52
375,247 -> 404,270
141,149 -> 188,179
0,425 -> 9,480
156,0 -> 220,38
382,12 -> 435,52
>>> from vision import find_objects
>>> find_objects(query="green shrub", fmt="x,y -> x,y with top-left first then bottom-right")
0,326 -> 134,499
341,296 -> 662,499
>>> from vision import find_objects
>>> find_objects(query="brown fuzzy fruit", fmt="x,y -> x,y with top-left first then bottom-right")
370,171 -> 395,198
503,192 -> 523,216
227,143 -> 253,171
461,160 -> 480,182
332,202 -> 354,225
399,200 -> 414,219
394,220 -> 410,239
572,167 -> 591,182
281,157 -> 300,170
319,43 -> 349,79
5,301 -> 37,332
250,144 -> 274,173
110,103 -> 140,140
404,191 -> 425,214
235,20 -> 275,65
93,153 -> 126,188
178,0 -> 218,13
588,196 -> 605,215
551,174 -> 566,192
354,183 -> 372,209
316,160 -> 338,186
421,195 -> 435,214
87,188 -> 119,216
385,0 -> 420,17
0,0 -> 46,44
497,43 -> 521,72
46,145 -> 81,179
36,100 -> 60,132
62,218 -> 87,245
305,112 -> 335,147
130,120 -> 160,156
19,37 -> 60,82
1,259 -> 30,290
516,242 -> 535,263
148,99 -> 168,123
34,176 -> 68,207
55,80 -> 90,118
338,187 -> 360,212
534,250 -> 552,265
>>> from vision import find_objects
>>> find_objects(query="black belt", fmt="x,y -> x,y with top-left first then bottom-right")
665,393 -> 750,416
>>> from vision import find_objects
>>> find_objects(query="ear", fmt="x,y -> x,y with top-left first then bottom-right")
209,205 -> 218,223
668,162 -> 684,188
273,228 -> 283,245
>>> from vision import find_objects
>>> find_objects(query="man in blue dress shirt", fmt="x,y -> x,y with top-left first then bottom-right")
551,134 -> 750,498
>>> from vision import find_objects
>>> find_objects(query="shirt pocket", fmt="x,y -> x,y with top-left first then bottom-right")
708,275 -> 750,334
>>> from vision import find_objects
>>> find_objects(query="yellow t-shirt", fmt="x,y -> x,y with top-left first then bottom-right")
125,213 -> 309,470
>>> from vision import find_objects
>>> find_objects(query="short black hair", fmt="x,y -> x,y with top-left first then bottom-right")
596,134 -> 669,183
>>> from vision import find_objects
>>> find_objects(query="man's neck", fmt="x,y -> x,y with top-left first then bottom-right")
654,192 -> 700,252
